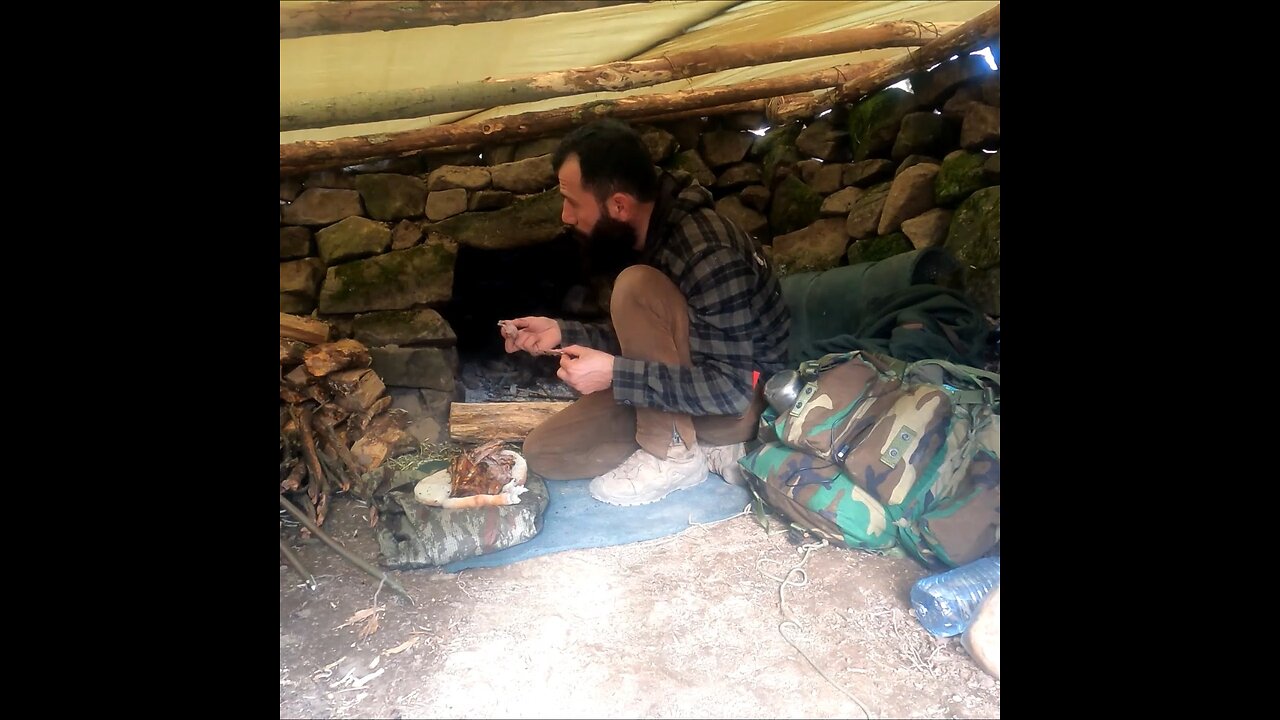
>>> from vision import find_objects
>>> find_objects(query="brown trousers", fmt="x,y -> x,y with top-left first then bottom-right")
523,265 -> 765,480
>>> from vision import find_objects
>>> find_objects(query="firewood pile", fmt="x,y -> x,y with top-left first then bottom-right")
279,312 -> 418,533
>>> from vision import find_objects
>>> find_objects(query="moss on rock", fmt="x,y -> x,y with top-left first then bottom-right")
847,232 -> 913,265
318,242 -> 457,314
768,175 -> 822,237
935,150 -> 991,206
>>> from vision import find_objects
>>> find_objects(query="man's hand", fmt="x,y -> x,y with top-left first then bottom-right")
499,316 -> 562,355
556,345 -> 614,395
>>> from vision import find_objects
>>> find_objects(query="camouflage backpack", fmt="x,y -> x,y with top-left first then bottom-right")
739,350 -> 1000,569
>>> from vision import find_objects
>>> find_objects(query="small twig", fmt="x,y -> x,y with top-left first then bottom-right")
291,405 -> 326,493
314,414 -> 363,489
279,538 -> 316,590
279,494 -> 415,605
315,444 -> 352,494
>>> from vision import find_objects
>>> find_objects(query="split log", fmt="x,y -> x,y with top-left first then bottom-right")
282,21 -> 959,131
280,312 -> 330,345
304,383 -> 333,407
809,5 -> 1001,114
283,364 -> 313,389
316,402 -> 351,428
280,59 -> 889,174
449,401 -> 573,444
351,409 -> 417,472
327,368 -> 387,413
304,339 -> 372,378
281,386 -> 308,405
281,338 -> 310,366
351,395 -> 393,438
281,1 -> 647,40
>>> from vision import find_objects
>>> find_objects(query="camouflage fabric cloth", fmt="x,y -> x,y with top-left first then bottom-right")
741,351 -> 999,568
371,460 -> 549,570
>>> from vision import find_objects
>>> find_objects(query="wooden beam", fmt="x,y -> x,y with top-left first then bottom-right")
638,99 -> 768,124
449,401 -> 574,443
281,21 -> 959,131
280,59 -> 888,174
282,99 -> 771,174
280,312 -> 330,345
280,1 -> 649,40
809,5 -> 1001,115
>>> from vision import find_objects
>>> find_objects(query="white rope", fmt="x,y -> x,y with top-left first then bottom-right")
628,504 -> 753,549
757,539 -> 875,720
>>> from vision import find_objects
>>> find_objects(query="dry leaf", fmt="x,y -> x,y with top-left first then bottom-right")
369,505 -> 379,528
336,605 -> 384,630
358,613 -> 380,640
383,637 -> 419,656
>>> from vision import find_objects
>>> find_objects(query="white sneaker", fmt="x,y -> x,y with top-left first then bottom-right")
589,444 -> 708,506
704,442 -> 748,485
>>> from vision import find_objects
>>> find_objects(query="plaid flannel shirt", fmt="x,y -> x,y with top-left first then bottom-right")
559,173 -> 791,417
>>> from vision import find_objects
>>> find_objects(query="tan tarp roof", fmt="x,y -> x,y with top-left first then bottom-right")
280,0 -> 999,144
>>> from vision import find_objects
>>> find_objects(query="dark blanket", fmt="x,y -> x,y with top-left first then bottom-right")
781,248 -> 992,367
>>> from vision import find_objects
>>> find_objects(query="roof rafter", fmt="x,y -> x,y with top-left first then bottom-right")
280,0 -> 651,40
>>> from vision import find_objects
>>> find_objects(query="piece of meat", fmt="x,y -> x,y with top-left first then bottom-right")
449,440 -> 514,498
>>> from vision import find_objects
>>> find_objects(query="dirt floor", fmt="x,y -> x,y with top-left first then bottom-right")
279,488 -> 1000,719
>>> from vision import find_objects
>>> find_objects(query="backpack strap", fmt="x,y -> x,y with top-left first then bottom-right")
907,358 -> 1000,408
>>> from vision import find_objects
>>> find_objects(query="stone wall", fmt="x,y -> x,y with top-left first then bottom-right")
279,50 -> 1001,434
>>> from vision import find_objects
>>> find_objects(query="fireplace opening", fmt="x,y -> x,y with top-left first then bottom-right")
440,230 -> 606,403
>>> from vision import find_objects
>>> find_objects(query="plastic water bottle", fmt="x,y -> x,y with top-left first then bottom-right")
910,556 -> 1000,638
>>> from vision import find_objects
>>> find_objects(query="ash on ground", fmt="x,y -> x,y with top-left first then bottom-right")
458,350 -> 580,402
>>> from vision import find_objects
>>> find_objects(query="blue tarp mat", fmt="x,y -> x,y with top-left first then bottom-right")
442,474 -> 750,573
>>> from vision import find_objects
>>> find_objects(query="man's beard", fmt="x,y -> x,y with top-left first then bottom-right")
582,213 -> 640,276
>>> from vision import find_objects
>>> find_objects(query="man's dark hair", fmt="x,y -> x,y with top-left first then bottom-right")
552,119 -> 658,203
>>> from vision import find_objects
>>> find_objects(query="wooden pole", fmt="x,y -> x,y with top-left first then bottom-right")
281,98 -> 775,173
281,1 -> 650,40
279,494 -> 415,604
632,99 -> 767,124
281,21 -> 959,131
807,5 -> 1001,115
280,59 -> 888,174
279,538 -> 316,590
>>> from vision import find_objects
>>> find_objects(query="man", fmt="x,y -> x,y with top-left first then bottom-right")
500,119 -> 791,506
